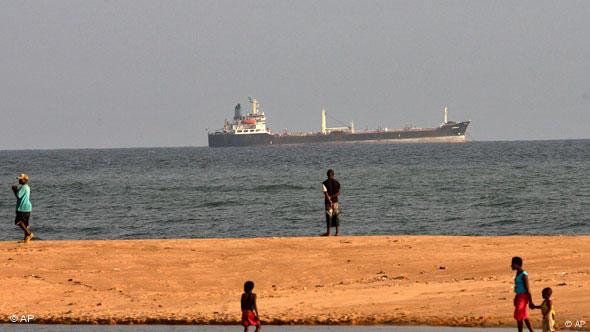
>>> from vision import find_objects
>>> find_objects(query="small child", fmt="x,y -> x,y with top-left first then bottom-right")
533,287 -> 555,332
241,281 -> 260,332
511,256 -> 534,332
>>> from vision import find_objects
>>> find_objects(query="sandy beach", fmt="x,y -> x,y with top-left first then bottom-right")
1,236 -> 588,329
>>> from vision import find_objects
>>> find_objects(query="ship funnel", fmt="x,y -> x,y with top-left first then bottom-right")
444,106 -> 448,124
321,109 -> 327,134
249,97 -> 259,114
234,104 -> 242,120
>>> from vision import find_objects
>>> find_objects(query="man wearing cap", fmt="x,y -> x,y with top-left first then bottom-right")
12,173 -> 33,242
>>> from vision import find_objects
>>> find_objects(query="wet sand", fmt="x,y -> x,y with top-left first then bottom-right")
0,236 -> 588,329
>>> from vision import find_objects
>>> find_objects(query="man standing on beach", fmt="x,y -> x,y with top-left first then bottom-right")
12,173 -> 33,242
322,169 -> 341,236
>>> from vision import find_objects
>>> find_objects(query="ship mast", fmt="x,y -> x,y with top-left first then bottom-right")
321,109 -> 327,134
321,108 -> 353,134
444,106 -> 448,124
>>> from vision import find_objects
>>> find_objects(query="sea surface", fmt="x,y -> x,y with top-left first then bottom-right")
0,140 -> 588,241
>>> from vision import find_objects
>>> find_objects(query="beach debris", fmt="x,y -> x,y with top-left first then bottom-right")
392,275 -> 408,280
439,266 -> 446,270
556,282 -> 567,286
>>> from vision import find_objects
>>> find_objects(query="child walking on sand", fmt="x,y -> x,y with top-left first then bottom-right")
533,287 -> 556,332
241,281 -> 260,332
511,256 -> 535,332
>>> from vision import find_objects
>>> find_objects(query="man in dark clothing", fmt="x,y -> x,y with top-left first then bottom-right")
322,169 -> 341,236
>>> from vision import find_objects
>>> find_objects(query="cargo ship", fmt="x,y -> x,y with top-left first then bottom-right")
208,97 -> 470,147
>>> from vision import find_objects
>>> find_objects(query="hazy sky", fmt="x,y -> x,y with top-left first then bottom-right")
1,1 -> 589,149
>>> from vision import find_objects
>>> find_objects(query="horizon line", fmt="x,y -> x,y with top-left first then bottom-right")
0,137 -> 589,152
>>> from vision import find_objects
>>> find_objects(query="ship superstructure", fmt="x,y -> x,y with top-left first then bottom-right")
223,97 -> 270,135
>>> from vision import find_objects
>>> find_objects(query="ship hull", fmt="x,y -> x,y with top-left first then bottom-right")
208,121 -> 470,147
208,132 -> 273,147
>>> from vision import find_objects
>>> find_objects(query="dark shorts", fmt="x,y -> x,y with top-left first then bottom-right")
15,212 -> 31,227
325,203 -> 340,227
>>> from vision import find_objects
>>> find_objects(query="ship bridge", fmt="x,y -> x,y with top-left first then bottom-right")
224,97 -> 271,135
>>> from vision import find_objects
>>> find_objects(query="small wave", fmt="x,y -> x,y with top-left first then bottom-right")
476,218 -> 520,228
487,200 -> 517,208
191,185 -> 234,193
199,200 -> 239,208
443,216 -> 462,222
471,200 -> 516,208
252,184 -> 309,192
563,221 -> 590,228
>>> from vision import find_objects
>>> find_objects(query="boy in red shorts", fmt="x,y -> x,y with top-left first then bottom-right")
241,281 -> 260,332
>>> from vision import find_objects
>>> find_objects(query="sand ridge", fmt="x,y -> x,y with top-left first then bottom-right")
0,236 -> 588,329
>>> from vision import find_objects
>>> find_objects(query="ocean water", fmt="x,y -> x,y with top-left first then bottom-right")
0,140 -> 588,241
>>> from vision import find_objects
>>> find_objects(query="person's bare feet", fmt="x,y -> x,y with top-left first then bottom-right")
321,233 -> 330,237
24,233 -> 34,243
334,233 -> 340,236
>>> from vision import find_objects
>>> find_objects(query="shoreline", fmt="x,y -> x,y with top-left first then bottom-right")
1,236 -> 588,329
